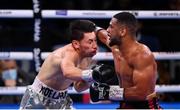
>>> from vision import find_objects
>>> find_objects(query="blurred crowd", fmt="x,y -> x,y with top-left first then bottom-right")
0,60 -> 35,104
0,0 -> 179,10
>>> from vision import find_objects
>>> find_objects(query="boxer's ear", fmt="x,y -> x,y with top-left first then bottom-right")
119,27 -> 126,37
72,40 -> 80,50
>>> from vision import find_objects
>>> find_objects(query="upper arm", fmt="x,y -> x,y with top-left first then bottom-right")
60,52 -> 82,80
61,52 -> 75,74
132,52 -> 156,94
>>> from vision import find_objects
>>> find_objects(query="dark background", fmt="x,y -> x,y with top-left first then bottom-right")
0,0 -> 179,52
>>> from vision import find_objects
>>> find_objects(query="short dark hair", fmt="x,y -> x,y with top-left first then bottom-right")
113,12 -> 138,35
69,20 -> 96,41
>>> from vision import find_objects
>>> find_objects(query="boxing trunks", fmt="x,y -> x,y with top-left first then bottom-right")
19,77 -> 73,109
118,92 -> 162,109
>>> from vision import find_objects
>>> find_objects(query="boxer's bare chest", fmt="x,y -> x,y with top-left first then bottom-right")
114,54 -> 133,85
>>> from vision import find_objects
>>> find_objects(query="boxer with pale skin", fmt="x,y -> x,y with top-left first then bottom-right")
19,20 -> 105,109
20,19 -> 116,109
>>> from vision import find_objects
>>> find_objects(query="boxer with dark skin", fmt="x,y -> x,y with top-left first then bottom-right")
91,12 -> 162,109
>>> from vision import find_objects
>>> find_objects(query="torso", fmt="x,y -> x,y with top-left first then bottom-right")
115,55 -> 133,87
113,42 -> 157,93
36,44 -> 76,91
113,49 -> 133,87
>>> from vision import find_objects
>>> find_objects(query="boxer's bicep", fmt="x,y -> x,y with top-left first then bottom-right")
132,54 -> 155,97
124,54 -> 155,100
60,54 -> 82,80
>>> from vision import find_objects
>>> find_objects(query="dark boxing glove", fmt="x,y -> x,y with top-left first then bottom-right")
90,82 -> 109,102
91,64 -> 118,84
90,82 -> 124,102
81,64 -> 118,85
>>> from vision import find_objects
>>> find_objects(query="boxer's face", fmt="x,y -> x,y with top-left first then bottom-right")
79,32 -> 98,57
107,18 -> 119,38
107,18 -> 123,46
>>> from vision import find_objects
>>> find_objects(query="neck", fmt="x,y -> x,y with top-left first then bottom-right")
119,35 -> 136,55
76,52 -> 83,62
71,43 -> 84,64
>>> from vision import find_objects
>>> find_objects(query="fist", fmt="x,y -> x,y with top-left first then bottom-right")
90,82 -> 110,102
92,64 -> 117,84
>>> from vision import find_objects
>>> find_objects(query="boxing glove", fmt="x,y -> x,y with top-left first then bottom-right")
91,64 -> 117,84
90,82 -> 124,102
82,64 -> 118,85
81,64 -> 117,84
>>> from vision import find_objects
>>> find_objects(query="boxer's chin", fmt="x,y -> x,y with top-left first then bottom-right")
109,37 -> 121,47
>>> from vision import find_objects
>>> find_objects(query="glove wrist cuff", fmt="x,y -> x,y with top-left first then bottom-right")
109,86 -> 124,100
82,70 -> 93,82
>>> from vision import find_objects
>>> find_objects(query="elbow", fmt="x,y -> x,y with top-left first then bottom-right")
74,87 -> 85,93
74,86 -> 82,92
74,83 -> 83,92
74,80 -> 89,92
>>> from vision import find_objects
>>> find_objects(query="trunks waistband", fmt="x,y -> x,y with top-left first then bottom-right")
119,97 -> 161,109
146,92 -> 157,100
120,92 -> 158,104
31,77 -> 67,100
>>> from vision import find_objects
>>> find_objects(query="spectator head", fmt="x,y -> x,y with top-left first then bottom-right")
0,60 -> 18,86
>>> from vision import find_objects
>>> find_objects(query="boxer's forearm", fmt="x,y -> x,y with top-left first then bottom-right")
123,86 -> 149,100
95,27 -> 110,48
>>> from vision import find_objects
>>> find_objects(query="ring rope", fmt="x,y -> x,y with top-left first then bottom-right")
0,85 -> 179,95
0,52 -> 180,60
0,10 -> 180,19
